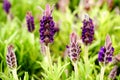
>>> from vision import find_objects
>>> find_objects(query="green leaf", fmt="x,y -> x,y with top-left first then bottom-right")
0,72 -> 10,80
23,72 -> 29,80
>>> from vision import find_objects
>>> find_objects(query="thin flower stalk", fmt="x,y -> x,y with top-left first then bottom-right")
45,45 -> 52,68
73,62 -> 78,80
84,45 -> 88,64
100,65 -> 105,80
84,45 -> 89,79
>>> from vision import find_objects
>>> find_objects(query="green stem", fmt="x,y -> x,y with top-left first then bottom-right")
45,45 -> 52,69
73,62 -> 78,80
84,45 -> 88,63
11,68 -> 18,80
100,66 -> 105,80
7,13 -> 11,22
84,45 -> 89,79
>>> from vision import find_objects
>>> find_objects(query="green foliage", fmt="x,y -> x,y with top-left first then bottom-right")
37,57 -> 69,80
23,72 -> 29,80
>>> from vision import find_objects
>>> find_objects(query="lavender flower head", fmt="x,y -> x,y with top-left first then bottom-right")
67,32 -> 81,62
39,4 -> 56,45
98,35 -> 114,64
26,11 -> 35,32
6,45 -> 17,69
81,15 -> 94,45
3,0 -> 11,14
109,65 -> 118,80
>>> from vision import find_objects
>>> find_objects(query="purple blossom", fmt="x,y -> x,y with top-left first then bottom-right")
98,35 -> 114,64
26,11 -> 35,32
81,15 -> 94,45
6,45 -> 17,69
3,0 -> 11,14
39,4 -> 56,45
67,32 -> 81,62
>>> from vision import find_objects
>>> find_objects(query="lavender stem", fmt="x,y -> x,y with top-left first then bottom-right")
84,45 -> 89,79
45,45 -> 52,69
84,45 -> 88,63
11,68 -> 18,80
73,62 -> 78,80
100,65 -> 105,80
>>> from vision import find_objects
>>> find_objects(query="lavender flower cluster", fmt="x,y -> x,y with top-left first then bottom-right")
26,12 -> 35,32
98,35 -> 114,64
3,0 -> 11,14
98,46 -> 114,63
6,45 -> 17,69
67,32 -> 81,62
40,16 -> 56,45
40,4 -> 56,45
81,15 -> 94,45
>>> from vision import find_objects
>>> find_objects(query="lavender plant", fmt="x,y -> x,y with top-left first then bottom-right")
81,14 -> 94,79
81,14 -> 94,62
39,4 -> 56,68
67,32 -> 81,79
6,45 -> 18,80
98,35 -> 114,80
26,11 -> 35,32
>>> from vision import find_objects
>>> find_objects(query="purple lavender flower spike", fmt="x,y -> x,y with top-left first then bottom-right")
67,32 -> 81,62
98,35 -> 114,64
40,4 -> 56,45
6,45 -> 17,69
109,65 -> 118,80
26,11 -> 35,32
81,15 -> 94,45
3,0 -> 11,14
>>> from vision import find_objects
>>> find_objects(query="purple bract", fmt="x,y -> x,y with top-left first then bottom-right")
67,32 -> 81,62
6,45 -> 17,69
26,12 -> 35,32
39,4 -> 56,45
98,35 -> 114,64
81,15 -> 94,45
3,0 -> 11,14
